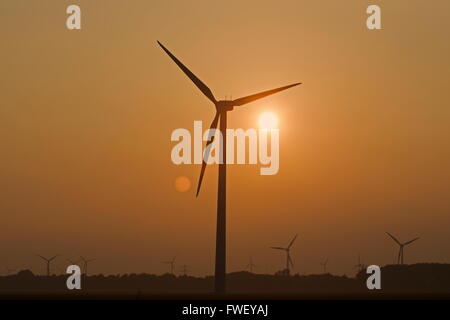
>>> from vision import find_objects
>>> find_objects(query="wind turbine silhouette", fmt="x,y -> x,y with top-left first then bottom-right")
180,264 -> 190,276
163,256 -> 176,274
158,41 -> 301,293
320,258 -> 329,273
245,256 -> 256,273
80,256 -> 95,276
37,254 -> 59,276
354,254 -> 365,272
386,232 -> 420,265
271,234 -> 298,275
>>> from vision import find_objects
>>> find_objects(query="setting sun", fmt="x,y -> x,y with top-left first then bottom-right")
259,112 -> 279,130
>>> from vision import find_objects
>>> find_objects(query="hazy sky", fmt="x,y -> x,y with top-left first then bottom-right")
1,0 -> 449,277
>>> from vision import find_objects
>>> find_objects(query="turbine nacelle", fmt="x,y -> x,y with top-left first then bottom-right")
215,100 -> 234,112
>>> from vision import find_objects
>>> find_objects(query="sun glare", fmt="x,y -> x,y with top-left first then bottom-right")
259,112 -> 279,130
175,176 -> 191,192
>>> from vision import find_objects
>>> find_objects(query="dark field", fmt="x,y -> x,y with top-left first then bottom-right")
0,264 -> 449,299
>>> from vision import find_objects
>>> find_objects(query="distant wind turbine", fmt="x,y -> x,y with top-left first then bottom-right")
80,256 -> 95,276
320,258 -> 329,274
271,234 -> 298,275
245,256 -> 256,273
37,254 -> 59,276
163,256 -> 176,274
180,264 -> 190,276
354,254 -> 365,272
158,41 -> 301,293
386,232 -> 420,265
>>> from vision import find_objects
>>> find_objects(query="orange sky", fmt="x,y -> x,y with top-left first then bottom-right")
1,0 -> 449,276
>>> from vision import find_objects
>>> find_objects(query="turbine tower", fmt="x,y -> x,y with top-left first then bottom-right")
163,256 -> 176,274
386,232 -> 420,265
320,258 -> 329,273
37,254 -> 59,276
158,41 -> 301,293
80,256 -> 95,276
271,234 -> 298,275
354,254 -> 365,272
245,256 -> 256,273
180,264 -> 190,276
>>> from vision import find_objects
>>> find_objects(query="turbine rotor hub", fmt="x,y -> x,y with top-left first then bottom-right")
216,100 -> 234,112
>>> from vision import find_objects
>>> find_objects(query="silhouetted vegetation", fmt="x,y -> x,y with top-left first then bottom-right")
0,264 -> 449,298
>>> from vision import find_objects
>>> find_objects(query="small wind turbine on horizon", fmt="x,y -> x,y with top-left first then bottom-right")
386,232 -> 420,265
320,258 -> 329,274
354,254 -> 365,273
180,264 -> 190,276
37,254 -> 59,276
163,256 -> 176,274
271,234 -> 298,275
245,256 -> 256,273
158,41 -> 301,293
80,256 -> 95,276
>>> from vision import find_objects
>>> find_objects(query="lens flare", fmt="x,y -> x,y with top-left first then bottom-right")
174,176 -> 191,192
259,112 -> 279,130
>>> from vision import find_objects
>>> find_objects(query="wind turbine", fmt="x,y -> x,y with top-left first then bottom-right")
180,264 -> 190,276
37,254 -> 59,276
245,256 -> 256,273
320,258 -> 329,274
158,41 -> 301,293
80,256 -> 95,276
386,232 -> 420,265
271,234 -> 298,275
163,256 -> 176,274
354,254 -> 365,272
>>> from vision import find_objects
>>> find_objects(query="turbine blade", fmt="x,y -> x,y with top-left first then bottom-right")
232,83 -> 301,107
288,254 -> 294,267
404,237 -> 420,245
386,232 -> 401,245
288,234 -> 298,249
37,254 -> 46,261
49,255 -> 59,261
157,41 -> 216,104
270,247 -> 285,250
196,112 -> 220,197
